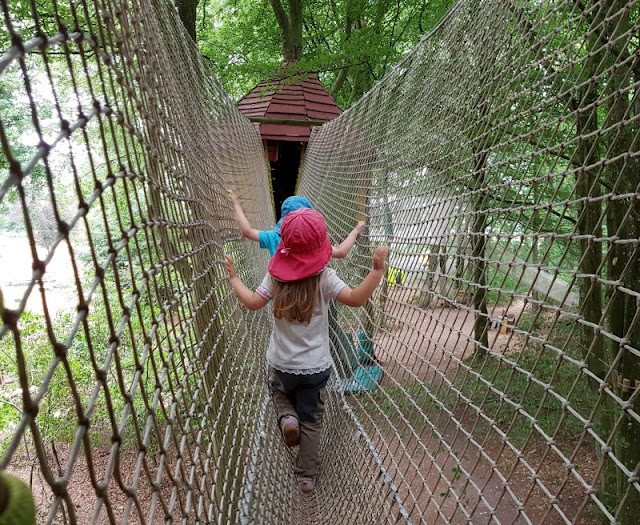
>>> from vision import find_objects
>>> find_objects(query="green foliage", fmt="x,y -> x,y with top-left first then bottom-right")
357,381 -> 439,432
0,311 -> 87,455
0,14 -> 204,457
198,1 -> 282,98
0,291 -> 174,456
0,66 -> 48,204
452,311 -> 597,448
197,0 -> 457,107
0,0 -> 637,517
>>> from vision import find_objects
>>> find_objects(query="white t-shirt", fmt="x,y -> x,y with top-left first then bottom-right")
256,268 -> 347,374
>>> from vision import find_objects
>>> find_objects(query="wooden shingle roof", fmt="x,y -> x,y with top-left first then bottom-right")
237,73 -> 341,142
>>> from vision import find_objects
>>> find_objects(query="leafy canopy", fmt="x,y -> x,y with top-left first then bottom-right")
197,0 -> 456,108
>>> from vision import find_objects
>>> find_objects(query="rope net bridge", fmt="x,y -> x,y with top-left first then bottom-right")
0,0 -> 639,522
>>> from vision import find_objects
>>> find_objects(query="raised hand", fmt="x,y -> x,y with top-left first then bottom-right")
224,255 -> 237,278
373,246 -> 389,270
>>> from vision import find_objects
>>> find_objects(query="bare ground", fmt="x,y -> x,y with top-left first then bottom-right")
351,287 -> 601,524
7,439 -> 199,524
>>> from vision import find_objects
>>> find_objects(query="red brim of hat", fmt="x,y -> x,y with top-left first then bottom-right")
268,235 -> 332,282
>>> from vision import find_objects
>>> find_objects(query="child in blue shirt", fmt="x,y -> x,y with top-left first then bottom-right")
228,189 -> 364,258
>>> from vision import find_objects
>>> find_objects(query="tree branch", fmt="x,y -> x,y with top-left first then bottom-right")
390,2 -> 425,48
330,0 -> 353,97
331,67 -> 348,98
200,0 -> 207,34
274,59 -> 371,80
268,0 -> 290,38
306,8 -> 335,56
498,199 -> 578,225
287,0 -> 303,60
389,0 -> 401,45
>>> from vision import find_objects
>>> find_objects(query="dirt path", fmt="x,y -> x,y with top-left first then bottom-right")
8,444 -> 186,524
350,287 -> 599,524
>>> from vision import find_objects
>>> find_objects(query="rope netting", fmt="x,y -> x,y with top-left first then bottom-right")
300,1 -> 640,523
0,0 -> 274,521
1,0 -> 639,523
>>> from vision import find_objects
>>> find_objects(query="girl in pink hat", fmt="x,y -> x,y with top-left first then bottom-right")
225,208 -> 388,494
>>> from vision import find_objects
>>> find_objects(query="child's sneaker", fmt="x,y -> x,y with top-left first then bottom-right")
297,477 -> 316,493
279,415 -> 300,446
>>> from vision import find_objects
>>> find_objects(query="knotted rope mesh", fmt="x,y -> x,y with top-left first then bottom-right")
0,0 -> 639,523
0,0 -> 274,521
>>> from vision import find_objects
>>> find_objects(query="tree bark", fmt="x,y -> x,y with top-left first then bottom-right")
176,0 -> 197,41
573,85 -> 605,380
572,2 -> 639,520
599,3 -> 640,520
268,0 -> 303,61
470,150 -> 489,357
530,179 -> 541,314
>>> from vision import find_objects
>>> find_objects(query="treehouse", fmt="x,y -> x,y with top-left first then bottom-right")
237,72 -> 341,220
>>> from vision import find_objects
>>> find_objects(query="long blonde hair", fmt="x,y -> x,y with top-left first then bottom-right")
271,274 -> 322,323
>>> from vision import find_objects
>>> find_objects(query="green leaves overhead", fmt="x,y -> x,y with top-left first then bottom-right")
197,0 -> 456,107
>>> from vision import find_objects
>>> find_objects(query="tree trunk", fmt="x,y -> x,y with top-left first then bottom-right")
269,0 -> 303,62
287,0 -> 303,61
470,150 -> 489,357
331,67 -> 349,98
600,3 -> 640,520
530,179 -> 541,314
573,86 -> 605,379
346,61 -> 370,107
572,2 -> 640,519
176,0 -> 197,41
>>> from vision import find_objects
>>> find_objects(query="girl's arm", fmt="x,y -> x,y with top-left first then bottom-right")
336,246 -> 389,307
225,255 -> 269,310
227,189 -> 260,242
332,221 -> 365,259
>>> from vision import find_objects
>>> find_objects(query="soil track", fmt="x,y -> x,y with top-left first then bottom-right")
350,287 -> 599,524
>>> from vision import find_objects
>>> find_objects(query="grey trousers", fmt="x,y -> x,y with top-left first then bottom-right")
268,367 -> 330,479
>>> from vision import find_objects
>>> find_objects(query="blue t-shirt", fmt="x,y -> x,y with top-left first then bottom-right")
259,229 -> 281,257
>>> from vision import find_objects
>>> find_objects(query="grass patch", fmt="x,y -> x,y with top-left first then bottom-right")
449,311 -> 597,448
353,382 -> 440,438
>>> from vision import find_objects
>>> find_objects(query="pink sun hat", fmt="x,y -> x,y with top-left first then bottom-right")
268,208 -> 332,282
